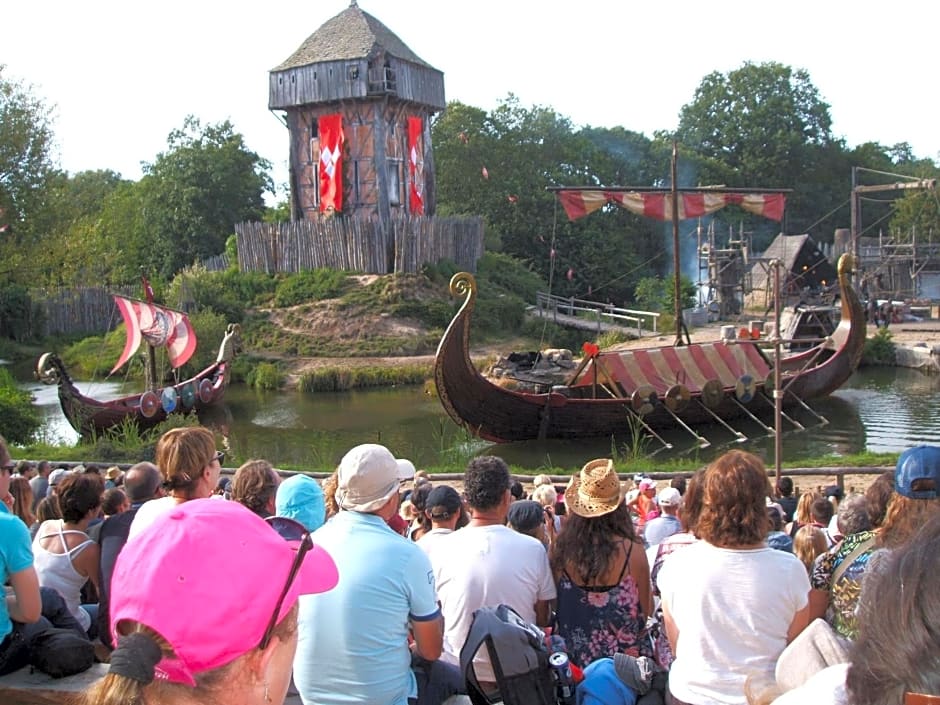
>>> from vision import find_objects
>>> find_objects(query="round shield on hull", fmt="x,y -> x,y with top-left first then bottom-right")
140,391 -> 160,418
735,375 -> 757,403
198,378 -> 214,404
664,384 -> 691,412
701,379 -> 724,408
180,382 -> 197,408
631,385 -> 657,416
161,387 -> 178,413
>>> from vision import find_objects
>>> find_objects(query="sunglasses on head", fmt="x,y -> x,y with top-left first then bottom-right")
212,451 -> 226,465
259,516 -> 313,650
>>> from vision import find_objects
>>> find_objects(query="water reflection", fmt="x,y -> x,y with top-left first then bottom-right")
19,366 -> 940,469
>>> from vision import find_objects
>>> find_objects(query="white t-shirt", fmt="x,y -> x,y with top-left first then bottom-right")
658,541 -> 810,705
127,496 -> 179,539
434,524 -> 556,682
417,527 -> 454,585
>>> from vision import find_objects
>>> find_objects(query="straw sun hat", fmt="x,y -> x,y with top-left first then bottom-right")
564,458 -> 623,518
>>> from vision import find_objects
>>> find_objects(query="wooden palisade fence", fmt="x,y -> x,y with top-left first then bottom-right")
235,216 -> 484,275
31,217 -> 483,337
33,286 -> 137,337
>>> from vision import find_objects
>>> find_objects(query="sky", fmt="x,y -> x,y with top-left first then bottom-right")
4,0 -> 938,202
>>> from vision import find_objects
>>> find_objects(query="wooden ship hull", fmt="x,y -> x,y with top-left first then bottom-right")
433,254 -> 866,444
36,353 -> 232,436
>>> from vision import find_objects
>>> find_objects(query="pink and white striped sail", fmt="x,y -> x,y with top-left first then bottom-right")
110,297 -> 197,374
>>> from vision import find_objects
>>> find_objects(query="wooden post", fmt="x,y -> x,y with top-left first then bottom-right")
671,141 -> 683,346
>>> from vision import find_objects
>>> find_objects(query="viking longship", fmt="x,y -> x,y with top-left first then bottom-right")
35,287 -> 240,436
433,252 -> 865,446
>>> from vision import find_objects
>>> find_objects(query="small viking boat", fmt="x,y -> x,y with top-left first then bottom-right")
433,254 -> 865,446
36,289 -> 241,436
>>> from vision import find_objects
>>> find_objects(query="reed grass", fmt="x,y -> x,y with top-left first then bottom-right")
297,363 -> 433,392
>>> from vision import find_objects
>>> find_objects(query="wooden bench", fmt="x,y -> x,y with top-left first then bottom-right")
0,663 -> 108,705
0,664 -> 472,705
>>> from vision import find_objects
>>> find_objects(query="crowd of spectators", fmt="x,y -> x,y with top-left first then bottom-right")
2,428 -> 939,705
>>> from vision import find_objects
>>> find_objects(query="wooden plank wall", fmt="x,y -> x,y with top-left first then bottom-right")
31,285 -> 137,337
235,216 -> 483,274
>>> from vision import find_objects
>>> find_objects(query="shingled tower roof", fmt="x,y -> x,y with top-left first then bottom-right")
273,1 -> 433,71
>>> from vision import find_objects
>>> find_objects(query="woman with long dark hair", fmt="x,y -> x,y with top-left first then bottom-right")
550,458 -> 652,668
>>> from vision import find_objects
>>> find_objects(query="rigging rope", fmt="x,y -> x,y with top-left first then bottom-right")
539,198 -> 560,351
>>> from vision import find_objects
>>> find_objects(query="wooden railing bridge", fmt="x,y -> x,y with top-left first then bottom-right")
533,291 -> 661,336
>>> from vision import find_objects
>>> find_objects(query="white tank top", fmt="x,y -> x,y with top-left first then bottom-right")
32,521 -> 94,632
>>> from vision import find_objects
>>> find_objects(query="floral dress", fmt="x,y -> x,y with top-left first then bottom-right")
555,541 -> 653,668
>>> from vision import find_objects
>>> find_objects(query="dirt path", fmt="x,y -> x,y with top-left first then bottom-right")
279,319 -> 939,387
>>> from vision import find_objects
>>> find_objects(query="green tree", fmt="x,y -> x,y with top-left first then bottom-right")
432,97 -> 658,305
0,66 -> 60,281
139,116 -> 273,278
675,61 -> 839,240
27,170 -> 129,285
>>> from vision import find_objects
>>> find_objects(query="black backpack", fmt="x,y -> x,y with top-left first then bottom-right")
460,604 -> 557,705
27,626 -> 96,678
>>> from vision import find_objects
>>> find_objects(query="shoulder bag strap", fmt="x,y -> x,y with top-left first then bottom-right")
830,534 -> 877,588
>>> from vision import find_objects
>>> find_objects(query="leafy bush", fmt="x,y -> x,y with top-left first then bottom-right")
63,328 -> 128,379
180,309 -> 231,375
0,367 -> 42,443
273,269 -> 349,307
167,265 -> 277,323
247,362 -> 283,390
862,327 -> 895,366
633,274 -> 696,312
476,252 -> 546,303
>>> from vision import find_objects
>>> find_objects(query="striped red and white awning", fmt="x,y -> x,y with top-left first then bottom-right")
556,190 -> 786,222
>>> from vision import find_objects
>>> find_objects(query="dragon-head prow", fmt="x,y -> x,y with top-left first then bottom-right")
216,324 -> 242,363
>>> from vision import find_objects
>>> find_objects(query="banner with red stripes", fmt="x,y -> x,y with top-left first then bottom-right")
408,116 -> 425,215
557,190 -> 786,222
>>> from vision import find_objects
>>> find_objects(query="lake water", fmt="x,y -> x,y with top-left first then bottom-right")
18,364 -> 940,470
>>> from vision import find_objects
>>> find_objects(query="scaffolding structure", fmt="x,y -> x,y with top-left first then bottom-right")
696,220 -> 752,320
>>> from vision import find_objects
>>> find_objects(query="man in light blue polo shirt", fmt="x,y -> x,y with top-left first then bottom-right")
0,434 -> 43,674
293,444 -> 463,705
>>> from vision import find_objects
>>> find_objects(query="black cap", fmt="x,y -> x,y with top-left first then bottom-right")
426,485 -> 462,519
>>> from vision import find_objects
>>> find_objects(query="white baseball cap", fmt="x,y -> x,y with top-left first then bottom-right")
658,487 -> 682,507
336,444 -> 415,513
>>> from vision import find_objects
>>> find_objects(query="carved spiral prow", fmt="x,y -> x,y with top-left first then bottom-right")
35,353 -> 62,385
449,272 -> 476,298
837,253 -> 857,278
449,272 -> 477,313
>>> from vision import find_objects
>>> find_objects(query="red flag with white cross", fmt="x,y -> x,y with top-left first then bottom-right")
318,115 -> 344,213
408,117 -> 425,215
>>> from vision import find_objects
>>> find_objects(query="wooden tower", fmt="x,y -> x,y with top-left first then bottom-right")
268,1 -> 446,222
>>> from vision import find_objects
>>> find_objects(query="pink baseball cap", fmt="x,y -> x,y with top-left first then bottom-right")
110,498 -> 338,685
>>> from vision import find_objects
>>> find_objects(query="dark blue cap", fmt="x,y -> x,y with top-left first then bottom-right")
895,445 -> 940,500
